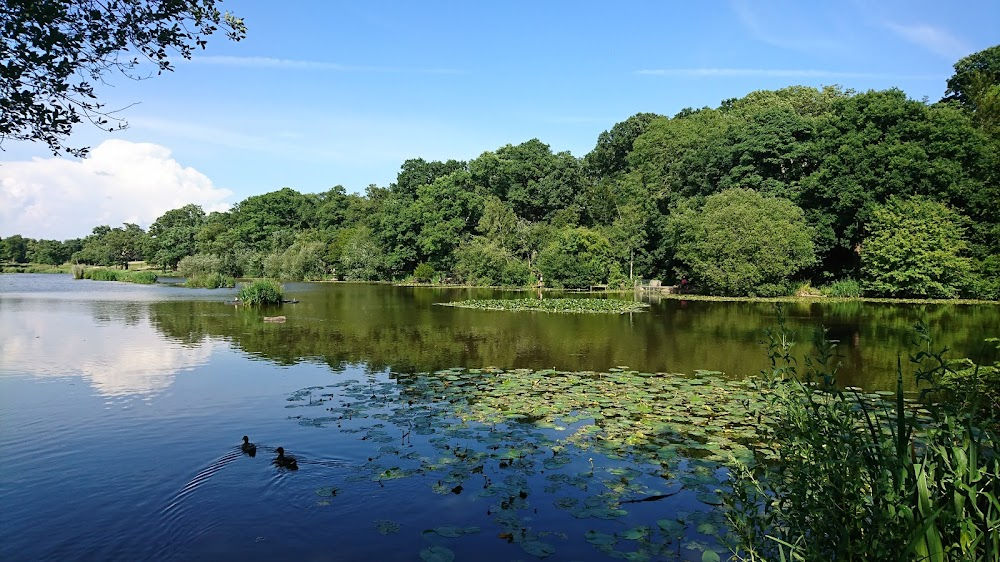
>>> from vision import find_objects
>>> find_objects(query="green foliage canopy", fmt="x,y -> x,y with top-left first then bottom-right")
148,204 -> 205,270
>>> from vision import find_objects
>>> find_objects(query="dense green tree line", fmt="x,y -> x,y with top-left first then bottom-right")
5,45 -> 999,298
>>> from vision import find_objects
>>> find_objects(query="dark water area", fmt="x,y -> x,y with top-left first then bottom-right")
1,274 -> 997,561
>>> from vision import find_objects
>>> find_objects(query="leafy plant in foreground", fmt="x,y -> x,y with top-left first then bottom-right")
723,306 -> 999,561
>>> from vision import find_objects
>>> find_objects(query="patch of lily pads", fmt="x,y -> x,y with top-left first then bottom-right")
283,367 -> 912,560
436,298 -> 651,314
284,367 -> 782,560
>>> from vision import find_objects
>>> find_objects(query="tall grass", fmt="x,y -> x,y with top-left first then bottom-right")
821,277 -> 863,297
0,262 -> 71,274
238,279 -> 284,305
184,272 -> 235,288
724,306 -> 999,561
81,268 -> 157,284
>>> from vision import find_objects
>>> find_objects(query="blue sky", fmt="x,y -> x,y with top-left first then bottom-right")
2,0 -> 998,240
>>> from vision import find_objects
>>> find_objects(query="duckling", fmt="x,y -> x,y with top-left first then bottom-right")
274,447 -> 298,470
241,435 -> 257,457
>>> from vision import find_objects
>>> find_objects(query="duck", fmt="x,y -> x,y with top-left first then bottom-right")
274,447 -> 298,470
241,435 -> 257,457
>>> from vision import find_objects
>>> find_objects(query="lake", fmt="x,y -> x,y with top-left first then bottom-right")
1,274 -> 997,561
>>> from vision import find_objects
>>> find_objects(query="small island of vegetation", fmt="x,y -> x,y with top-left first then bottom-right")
238,279 -> 284,306
438,298 -> 650,314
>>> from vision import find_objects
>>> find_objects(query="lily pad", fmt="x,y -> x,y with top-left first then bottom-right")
520,540 -> 556,558
419,546 -> 455,562
424,526 -> 480,538
375,519 -> 400,535
585,530 -> 618,546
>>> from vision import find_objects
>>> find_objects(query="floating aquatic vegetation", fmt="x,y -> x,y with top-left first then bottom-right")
423,526 -> 480,538
436,298 -> 650,314
278,367 -> 759,560
419,545 -> 455,562
284,366 -> 911,559
375,519 -> 400,535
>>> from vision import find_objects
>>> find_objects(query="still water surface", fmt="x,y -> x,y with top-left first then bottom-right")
1,274 -> 997,560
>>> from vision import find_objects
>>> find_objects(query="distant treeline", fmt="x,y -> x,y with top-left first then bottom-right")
3,45 -> 998,299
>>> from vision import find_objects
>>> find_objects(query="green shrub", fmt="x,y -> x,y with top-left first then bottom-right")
861,196 -> 973,298
821,277 -> 862,297
668,189 -> 816,297
177,254 -> 222,278
83,268 -> 157,284
185,272 -> 235,288
968,255 -> 1000,300
536,227 -> 614,289
72,264 -> 85,279
238,279 -> 284,306
607,262 -> 629,290
413,262 -> 435,283
752,281 -> 793,297
87,268 -> 118,281
453,239 -> 530,287
263,242 -> 329,281
339,226 -> 387,281
126,271 -> 158,284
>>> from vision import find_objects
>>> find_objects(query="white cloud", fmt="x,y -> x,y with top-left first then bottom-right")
731,0 -> 845,53
0,139 -> 232,240
884,22 -> 971,59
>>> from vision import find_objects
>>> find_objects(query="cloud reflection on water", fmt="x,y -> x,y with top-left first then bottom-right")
0,300 -> 216,397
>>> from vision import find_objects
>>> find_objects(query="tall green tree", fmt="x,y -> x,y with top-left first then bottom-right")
944,44 -> 1000,111
721,105 -> 818,198
413,171 -> 484,271
366,186 -> 420,277
584,112 -> 663,180
228,188 -> 316,252
28,239 -> 71,265
338,225 -> 387,281
798,89 -> 993,276
628,110 -> 733,204
1,0 -> 245,156
148,204 -> 205,270
391,158 -> 467,198
2,234 -> 29,263
861,196 -> 973,298
470,139 -> 583,222
477,195 -> 525,253
104,223 -> 149,268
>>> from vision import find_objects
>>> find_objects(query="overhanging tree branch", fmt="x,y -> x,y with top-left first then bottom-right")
0,0 -> 245,157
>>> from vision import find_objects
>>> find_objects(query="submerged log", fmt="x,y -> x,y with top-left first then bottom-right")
263,316 -> 286,323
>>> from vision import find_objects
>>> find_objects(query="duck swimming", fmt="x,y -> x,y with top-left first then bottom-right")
274,447 -> 298,470
241,435 -> 256,457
